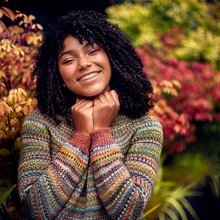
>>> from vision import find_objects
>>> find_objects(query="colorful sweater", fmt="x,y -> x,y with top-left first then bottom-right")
18,110 -> 163,220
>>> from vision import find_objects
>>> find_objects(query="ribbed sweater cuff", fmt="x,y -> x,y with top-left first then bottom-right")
68,130 -> 91,155
90,128 -> 115,151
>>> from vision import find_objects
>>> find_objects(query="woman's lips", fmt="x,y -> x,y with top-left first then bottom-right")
78,72 -> 100,81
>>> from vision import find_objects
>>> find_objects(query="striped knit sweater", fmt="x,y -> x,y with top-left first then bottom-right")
18,110 -> 163,220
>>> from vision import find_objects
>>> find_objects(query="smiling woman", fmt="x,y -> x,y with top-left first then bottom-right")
58,35 -> 111,99
17,10 -> 163,220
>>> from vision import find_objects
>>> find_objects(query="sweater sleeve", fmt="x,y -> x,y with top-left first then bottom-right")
18,112 -> 90,220
90,117 -> 163,220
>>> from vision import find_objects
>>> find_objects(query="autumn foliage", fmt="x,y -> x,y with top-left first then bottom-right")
0,2 -> 220,219
137,34 -> 220,154
0,6 -> 42,219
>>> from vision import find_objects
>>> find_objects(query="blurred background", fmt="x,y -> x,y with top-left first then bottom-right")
0,0 -> 220,219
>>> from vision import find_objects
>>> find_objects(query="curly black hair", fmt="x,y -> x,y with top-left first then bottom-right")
32,10 -> 154,121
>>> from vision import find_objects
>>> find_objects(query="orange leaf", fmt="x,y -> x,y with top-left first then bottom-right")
2,7 -> 15,21
28,105 -> 34,113
22,106 -> 28,116
18,20 -> 23,26
0,9 -> 4,18
0,101 -> 13,116
0,20 -> 6,32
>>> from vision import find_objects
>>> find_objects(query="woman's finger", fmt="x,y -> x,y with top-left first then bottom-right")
110,90 -> 120,106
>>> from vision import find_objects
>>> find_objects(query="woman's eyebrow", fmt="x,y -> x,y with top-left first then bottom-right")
59,50 -> 74,59
59,42 -> 92,59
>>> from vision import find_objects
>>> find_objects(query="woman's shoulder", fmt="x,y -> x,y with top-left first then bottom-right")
23,109 -> 57,127
114,112 -> 163,134
124,112 -> 162,128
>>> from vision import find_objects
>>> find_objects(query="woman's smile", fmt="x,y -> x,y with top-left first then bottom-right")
78,71 -> 100,82
58,35 -> 111,99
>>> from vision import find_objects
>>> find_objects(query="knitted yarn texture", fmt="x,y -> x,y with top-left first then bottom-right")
18,110 -> 163,219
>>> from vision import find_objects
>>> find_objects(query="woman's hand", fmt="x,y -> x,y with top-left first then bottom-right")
93,90 -> 120,130
71,99 -> 94,136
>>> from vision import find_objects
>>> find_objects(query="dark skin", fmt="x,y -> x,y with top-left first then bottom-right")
71,90 -> 120,137
58,35 -> 120,137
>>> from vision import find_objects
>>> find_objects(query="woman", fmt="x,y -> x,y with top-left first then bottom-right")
18,10 -> 163,220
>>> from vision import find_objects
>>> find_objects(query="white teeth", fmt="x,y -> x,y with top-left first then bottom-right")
79,72 -> 99,81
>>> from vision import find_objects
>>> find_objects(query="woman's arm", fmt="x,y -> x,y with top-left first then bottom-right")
18,111 -> 90,220
90,117 -> 163,220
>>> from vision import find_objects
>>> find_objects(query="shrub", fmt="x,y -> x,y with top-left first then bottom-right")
0,6 -> 42,219
106,0 -> 220,70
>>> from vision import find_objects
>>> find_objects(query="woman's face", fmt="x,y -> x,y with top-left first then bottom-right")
58,35 -> 111,99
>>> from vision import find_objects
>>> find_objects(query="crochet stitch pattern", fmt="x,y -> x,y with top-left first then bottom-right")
18,110 -> 163,219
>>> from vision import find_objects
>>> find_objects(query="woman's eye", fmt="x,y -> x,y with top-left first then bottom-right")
89,49 -> 99,54
63,59 -> 74,64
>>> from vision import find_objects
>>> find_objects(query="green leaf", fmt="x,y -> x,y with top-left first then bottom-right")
166,197 -> 187,220
0,184 -> 17,205
143,203 -> 160,218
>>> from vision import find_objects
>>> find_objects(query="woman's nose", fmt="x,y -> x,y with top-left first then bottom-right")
78,55 -> 92,70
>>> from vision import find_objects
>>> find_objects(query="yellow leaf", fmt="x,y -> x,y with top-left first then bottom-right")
10,118 -> 17,127
0,122 -> 6,129
1,116 -> 8,122
0,130 -> 6,139
19,49 -> 24,56
33,36 -> 38,45
172,79 -> 182,88
14,137 -> 20,150
0,70 -> 6,78
26,35 -> 33,45
17,112 -> 24,118
10,111 -> 17,119
17,93 -> 26,102
32,98 -> 38,106
0,51 -> 6,59
9,89 -> 17,95
0,148 -> 10,156
8,94 -> 13,103
14,120 -> 20,132
15,106 -> 22,113
18,88 -> 26,96
28,15 -> 35,21
36,23 -> 43,30
6,45 -> 11,53
26,98 -> 32,105
14,93 -> 18,103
